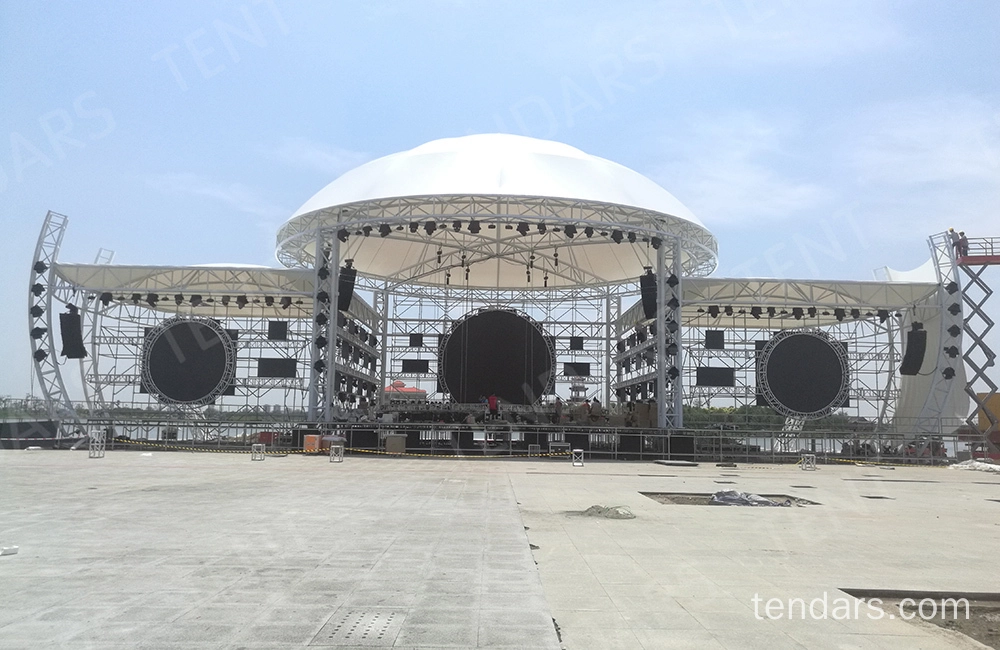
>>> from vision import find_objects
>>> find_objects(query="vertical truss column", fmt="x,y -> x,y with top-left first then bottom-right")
655,239 -> 684,429
959,251 -> 999,453
914,232 -> 966,434
307,233 -> 340,422
28,211 -> 82,437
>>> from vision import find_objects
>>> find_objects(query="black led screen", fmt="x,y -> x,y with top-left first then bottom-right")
760,333 -> 848,414
257,358 -> 297,378
142,320 -> 233,403
401,359 -> 430,373
696,367 -> 735,387
440,310 -> 551,405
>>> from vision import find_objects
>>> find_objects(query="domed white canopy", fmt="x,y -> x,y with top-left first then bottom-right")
276,134 -> 717,289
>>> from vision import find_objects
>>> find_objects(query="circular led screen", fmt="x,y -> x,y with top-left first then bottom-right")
758,330 -> 849,418
439,309 -> 552,405
141,318 -> 236,404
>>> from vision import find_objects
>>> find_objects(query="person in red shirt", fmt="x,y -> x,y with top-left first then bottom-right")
487,394 -> 499,419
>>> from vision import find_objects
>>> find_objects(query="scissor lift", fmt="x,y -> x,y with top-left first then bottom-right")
957,236 -> 1000,456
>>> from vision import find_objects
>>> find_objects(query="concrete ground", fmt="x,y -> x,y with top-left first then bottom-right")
0,450 -> 998,649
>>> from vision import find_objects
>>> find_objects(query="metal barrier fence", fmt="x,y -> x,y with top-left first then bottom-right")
58,418 -> 961,465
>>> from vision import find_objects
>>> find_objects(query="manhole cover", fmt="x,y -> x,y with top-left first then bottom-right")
310,609 -> 406,646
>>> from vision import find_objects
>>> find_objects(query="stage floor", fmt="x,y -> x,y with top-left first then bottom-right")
0,452 -> 996,648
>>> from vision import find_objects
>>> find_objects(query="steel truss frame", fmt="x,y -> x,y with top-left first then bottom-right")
918,232 -> 968,434
372,276 -> 620,407
28,211 -> 82,437
40,256 -> 380,421
276,195 -> 719,286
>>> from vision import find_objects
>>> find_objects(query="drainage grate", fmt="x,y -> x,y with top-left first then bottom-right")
310,608 -> 406,646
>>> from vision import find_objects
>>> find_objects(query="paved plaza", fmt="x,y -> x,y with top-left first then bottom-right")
1,450 -> 998,649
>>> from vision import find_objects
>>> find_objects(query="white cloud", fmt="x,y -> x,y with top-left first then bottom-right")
270,137 -> 370,178
534,0 -> 907,71
145,172 -> 288,220
844,96 -> 1000,236
649,113 -> 833,226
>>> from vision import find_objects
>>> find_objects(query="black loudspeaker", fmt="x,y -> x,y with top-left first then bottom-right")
59,311 -> 87,359
899,329 -> 928,376
640,272 -> 657,320
338,266 -> 357,312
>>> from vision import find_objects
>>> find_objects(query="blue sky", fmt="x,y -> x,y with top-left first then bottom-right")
1,1 -> 998,398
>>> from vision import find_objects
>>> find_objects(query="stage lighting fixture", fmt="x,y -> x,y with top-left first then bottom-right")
707,305 -> 720,318
437,249 -> 443,265
564,224 -> 577,238
31,283 -> 44,297
942,367 -> 955,380
912,321 -> 924,330
315,335 -> 327,348
532,223 -> 545,235
314,360 -> 326,372
611,230 -> 623,243
666,274 -> 679,288
379,224 -> 392,237
666,342 -> 678,355
33,261 -> 48,274
221,296 -> 230,307
468,220 -> 481,234
750,306 -> 762,319
667,320 -> 679,333
944,345 -> 960,358
337,228 -> 350,242
30,326 -> 47,339
99,292 -> 112,307
174,294 -> 184,305
668,366 -> 680,379
667,297 -> 680,309
315,313 -> 328,326
808,307 -> 817,318
131,293 -> 141,305
489,224 -> 497,229
264,296 -> 275,307
409,222 -> 419,233
316,290 -> 330,303
584,226 -> 594,238
948,324 -> 962,337
651,237 -> 662,250
724,306 -> 734,317
189,295 -> 202,308
505,224 -> 513,230
33,349 -> 48,362
359,225 -> 371,237
850,308 -> 861,319
280,297 -> 292,309
236,295 -> 248,309
424,221 -> 437,235
767,306 -> 776,318
792,307 -> 803,320
516,222 -> 530,236
317,266 -> 330,280
946,281 -> 959,294
144,293 -> 158,307
947,303 -> 961,316
834,308 -> 845,321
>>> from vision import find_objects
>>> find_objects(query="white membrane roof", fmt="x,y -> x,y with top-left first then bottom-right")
276,134 -> 718,288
